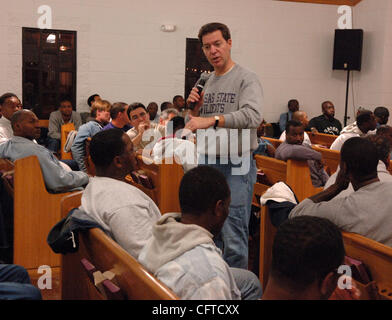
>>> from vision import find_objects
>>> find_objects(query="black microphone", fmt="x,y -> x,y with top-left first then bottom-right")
188,73 -> 208,110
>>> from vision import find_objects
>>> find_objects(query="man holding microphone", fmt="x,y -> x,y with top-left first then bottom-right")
186,22 -> 263,270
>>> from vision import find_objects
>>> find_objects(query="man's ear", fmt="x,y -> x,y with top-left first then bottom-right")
214,200 -> 225,218
320,272 -> 338,298
113,155 -> 123,169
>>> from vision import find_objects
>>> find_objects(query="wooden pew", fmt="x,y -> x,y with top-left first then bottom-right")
125,154 -> 183,214
38,119 -> 49,128
311,145 -> 340,174
60,123 -> 75,160
259,207 -> 392,300
12,156 -> 75,274
253,155 -> 323,205
309,132 -> 338,148
60,192 -> 179,300
262,137 -> 282,149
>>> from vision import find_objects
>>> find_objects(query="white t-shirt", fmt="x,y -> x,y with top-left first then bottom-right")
80,176 -> 161,259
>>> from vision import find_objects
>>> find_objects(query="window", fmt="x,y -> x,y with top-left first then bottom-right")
22,27 -> 76,119
184,38 -> 213,101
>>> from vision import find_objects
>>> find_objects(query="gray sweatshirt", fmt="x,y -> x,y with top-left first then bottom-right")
197,64 -> 263,156
48,110 -> 82,140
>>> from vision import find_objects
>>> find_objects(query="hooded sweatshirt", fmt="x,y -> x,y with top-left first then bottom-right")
330,121 -> 366,151
138,212 -> 241,300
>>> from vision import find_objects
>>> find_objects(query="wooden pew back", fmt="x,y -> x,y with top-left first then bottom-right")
60,192 -> 179,300
311,145 -> 340,174
126,155 -> 183,214
13,156 -> 74,271
60,122 -> 75,160
309,132 -> 337,148
259,207 -> 392,299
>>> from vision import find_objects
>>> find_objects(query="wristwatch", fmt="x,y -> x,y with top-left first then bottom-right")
213,116 -> 219,129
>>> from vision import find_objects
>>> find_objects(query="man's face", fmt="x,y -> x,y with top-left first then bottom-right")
202,30 -> 232,72
119,134 -> 137,174
129,107 -> 149,128
322,103 -> 335,118
368,114 -> 378,131
17,112 -> 41,140
288,103 -> 299,113
96,109 -> 111,125
59,100 -> 73,118
1,96 -> 22,120
174,97 -> 185,110
286,126 -> 304,145
147,104 -> 158,120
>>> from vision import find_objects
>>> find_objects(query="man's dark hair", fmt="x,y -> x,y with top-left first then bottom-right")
110,102 -> 127,120
167,116 -> 185,135
0,92 -> 18,106
377,125 -> 392,136
160,101 -> 171,112
365,135 -> 391,163
179,166 -> 230,215
288,99 -> 299,109
87,94 -> 99,107
374,106 -> 389,120
341,137 -> 378,181
285,119 -> 303,133
147,102 -> 158,110
198,22 -> 231,44
271,216 -> 345,291
172,95 -> 183,103
127,102 -> 146,119
90,129 -> 126,168
356,109 -> 373,126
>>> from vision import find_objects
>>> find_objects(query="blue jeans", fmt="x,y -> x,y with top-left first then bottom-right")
0,264 -> 42,300
200,155 -> 257,269
231,267 -> 262,300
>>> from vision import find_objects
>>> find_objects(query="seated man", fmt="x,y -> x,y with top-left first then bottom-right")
276,120 -> 329,187
374,106 -> 389,128
47,98 -> 82,153
0,264 -> 42,300
308,101 -> 342,135
102,102 -> 131,132
279,99 -> 299,134
147,102 -> 159,124
0,110 -> 88,193
126,103 -> 166,152
330,110 -> 377,151
290,137 -> 392,246
71,100 -> 111,172
139,166 -> 262,300
324,135 -> 392,198
0,93 -> 22,144
279,111 -> 311,146
152,116 -> 198,172
262,216 -> 347,300
81,129 -> 161,259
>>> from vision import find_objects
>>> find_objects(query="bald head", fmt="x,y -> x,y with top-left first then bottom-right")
11,110 -> 41,140
293,111 -> 309,128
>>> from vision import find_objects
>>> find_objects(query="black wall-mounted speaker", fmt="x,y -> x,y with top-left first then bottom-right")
333,29 -> 363,71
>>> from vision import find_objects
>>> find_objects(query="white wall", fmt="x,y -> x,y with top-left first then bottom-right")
0,0 -> 390,124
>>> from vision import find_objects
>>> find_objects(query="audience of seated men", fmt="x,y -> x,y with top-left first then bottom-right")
139,166 -> 262,300
80,129 -> 161,259
126,102 -> 166,153
324,135 -> 392,198
279,99 -> 299,134
262,216 -> 350,300
160,101 -> 173,113
330,110 -> 377,151
102,102 -> 131,132
0,93 -> 22,144
147,102 -> 159,124
290,137 -> 392,247
374,106 -> 389,128
254,120 -> 275,157
275,120 -> 329,187
308,101 -> 342,136
0,264 -> 42,300
152,116 -> 197,172
47,98 -> 82,153
0,110 -> 88,193
172,95 -> 187,118
279,110 -> 311,146
71,100 -> 111,173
